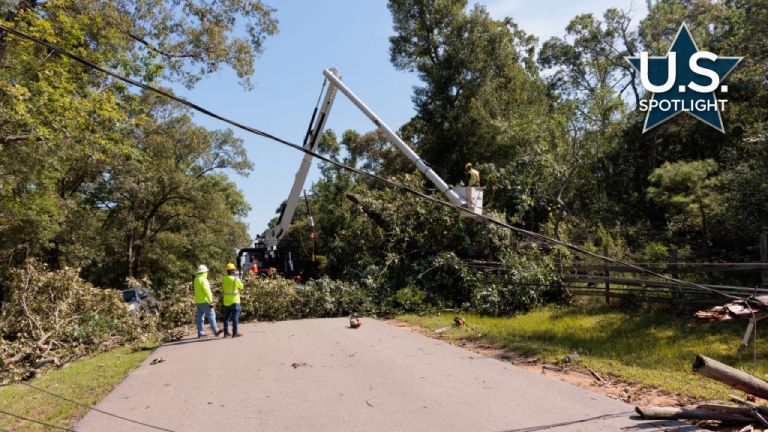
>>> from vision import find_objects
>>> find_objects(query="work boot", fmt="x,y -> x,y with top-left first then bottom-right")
214,330 -> 223,337
223,332 -> 231,338
232,333 -> 243,338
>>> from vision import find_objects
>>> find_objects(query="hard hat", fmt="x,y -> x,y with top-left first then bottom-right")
225,263 -> 236,271
196,264 -> 208,274
465,163 -> 472,169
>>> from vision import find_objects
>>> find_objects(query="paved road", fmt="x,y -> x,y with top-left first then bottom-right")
76,318 -> 694,432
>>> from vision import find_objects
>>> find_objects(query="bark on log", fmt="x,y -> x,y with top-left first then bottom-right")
693,355 -> 768,399
697,404 -> 754,415
635,406 -> 752,422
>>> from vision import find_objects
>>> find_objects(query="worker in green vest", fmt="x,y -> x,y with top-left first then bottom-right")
222,263 -> 244,338
194,265 -> 222,339
465,163 -> 480,187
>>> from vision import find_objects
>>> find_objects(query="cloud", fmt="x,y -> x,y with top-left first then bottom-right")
482,0 -> 647,42
485,0 -> 525,18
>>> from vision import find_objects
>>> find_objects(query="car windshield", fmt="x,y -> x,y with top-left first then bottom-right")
122,290 -> 136,302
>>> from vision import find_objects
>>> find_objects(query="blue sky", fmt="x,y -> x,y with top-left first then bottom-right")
173,0 -> 648,240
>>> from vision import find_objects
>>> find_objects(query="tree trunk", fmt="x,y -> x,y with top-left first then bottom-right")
698,199 -> 712,262
127,235 -> 134,278
635,406 -> 751,422
692,354 -> 768,399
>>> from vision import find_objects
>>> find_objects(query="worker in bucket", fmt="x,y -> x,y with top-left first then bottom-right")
464,163 -> 480,187
194,265 -> 222,339
222,263 -> 244,338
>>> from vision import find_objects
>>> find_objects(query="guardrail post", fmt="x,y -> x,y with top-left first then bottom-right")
761,234 -> 768,289
604,245 -> 610,304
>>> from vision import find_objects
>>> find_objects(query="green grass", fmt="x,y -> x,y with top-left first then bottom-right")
398,302 -> 768,401
0,341 -> 160,431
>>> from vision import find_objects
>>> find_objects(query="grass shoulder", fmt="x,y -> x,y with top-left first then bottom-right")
397,301 -> 767,401
0,341 -> 160,431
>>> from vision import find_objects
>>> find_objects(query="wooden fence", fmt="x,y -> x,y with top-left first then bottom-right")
562,234 -> 768,305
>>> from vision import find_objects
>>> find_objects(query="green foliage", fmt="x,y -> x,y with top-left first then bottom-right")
296,277 -> 375,318
387,0 -> 549,185
647,160 -> 722,259
473,252 -> 561,316
0,0 -> 274,292
642,243 -> 670,263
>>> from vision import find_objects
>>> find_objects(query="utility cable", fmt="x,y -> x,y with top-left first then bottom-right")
0,409 -> 76,431
497,410 -> 635,432
0,372 -> 176,431
1,24 -> 763,308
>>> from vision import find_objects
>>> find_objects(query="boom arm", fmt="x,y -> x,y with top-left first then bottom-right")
261,68 -> 341,248
321,69 -> 469,208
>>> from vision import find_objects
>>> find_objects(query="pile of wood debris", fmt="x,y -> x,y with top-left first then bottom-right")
635,298 -> 768,431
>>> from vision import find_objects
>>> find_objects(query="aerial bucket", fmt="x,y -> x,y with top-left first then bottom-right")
455,187 -> 484,218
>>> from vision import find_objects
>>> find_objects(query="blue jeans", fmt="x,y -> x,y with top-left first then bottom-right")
223,303 -> 241,335
196,303 -> 219,336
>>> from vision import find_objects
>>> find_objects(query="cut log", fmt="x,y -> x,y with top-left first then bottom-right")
692,355 -> 768,399
635,406 -> 752,422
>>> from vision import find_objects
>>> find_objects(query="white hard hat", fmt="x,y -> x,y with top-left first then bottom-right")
196,265 -> 208,274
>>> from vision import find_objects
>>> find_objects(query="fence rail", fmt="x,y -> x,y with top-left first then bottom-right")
562,233 -> 768,305
470,234 -> 768,306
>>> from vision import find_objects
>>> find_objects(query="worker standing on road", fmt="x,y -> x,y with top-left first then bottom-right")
194,265 -> 222,339
464,163 -> 480,187
222,263 -> 244,338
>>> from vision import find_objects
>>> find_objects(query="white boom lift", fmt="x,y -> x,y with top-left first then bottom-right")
242,68 -> 483,276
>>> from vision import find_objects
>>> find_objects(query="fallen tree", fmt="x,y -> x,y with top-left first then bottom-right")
0,262 -> 157,380
692,354 -> 768,399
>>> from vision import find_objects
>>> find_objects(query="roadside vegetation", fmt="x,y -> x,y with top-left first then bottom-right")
0,341 -> 159,431
398,301 -> 768,401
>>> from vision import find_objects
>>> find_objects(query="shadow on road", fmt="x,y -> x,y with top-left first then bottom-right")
162,338 -> 224,347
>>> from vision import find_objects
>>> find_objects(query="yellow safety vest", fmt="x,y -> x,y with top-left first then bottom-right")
222,275 -> 242,306
194,273 -> 212,304
469,169 -> 480,186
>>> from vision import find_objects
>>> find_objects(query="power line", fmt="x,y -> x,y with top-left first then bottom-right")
0,372 -> 176,431
498,410 -> 635,432
0,24 -> 762,308
0,409 -> 76,431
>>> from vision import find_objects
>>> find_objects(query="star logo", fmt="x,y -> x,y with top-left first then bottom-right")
626,23 -> 742,133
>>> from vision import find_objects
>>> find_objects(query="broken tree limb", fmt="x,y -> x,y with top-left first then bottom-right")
750,409 -> 768,427
635,406 -> 753,422
695,296 -> 768,324
730,395 -> 768,417
585,365 -> 605,383
692,355 -> 768,399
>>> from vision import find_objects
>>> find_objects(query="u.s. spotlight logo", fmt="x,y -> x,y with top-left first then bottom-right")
626,23 -> 742,133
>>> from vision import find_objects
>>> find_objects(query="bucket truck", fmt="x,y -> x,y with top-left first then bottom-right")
237,67 -> 483,278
